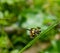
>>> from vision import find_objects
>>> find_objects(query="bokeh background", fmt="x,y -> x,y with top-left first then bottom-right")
0,0 -> 60,53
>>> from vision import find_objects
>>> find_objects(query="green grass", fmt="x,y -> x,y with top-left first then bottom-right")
18,20 -> 59,53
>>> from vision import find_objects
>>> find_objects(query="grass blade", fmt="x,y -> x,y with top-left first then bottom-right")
18,21 -> 59,53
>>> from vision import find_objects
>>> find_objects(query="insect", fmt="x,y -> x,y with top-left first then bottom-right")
27,27 -> 41,38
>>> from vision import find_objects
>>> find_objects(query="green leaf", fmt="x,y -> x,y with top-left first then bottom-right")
18,20 -> 59,53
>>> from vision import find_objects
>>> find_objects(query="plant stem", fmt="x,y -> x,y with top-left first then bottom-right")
18,21 -> 59,53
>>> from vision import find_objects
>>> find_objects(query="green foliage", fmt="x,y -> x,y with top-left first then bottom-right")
0,0 -> 60,53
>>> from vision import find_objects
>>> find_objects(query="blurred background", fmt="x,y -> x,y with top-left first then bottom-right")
0,0 -> 60,53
